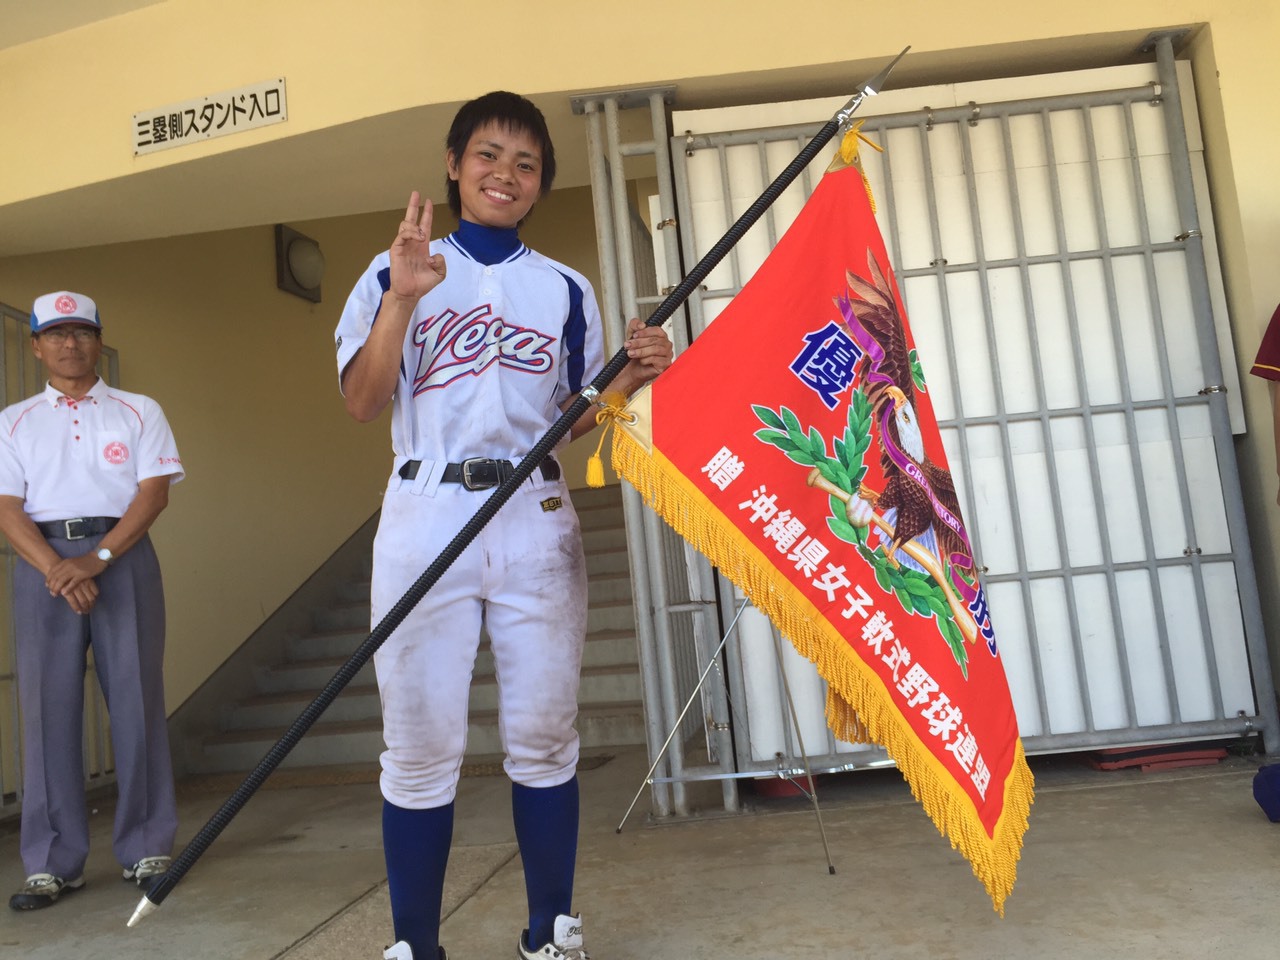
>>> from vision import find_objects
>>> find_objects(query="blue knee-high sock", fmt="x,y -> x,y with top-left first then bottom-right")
383,799 -> 454,960
512,777 -> 579,950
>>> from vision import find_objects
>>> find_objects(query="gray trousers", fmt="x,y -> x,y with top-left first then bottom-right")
14,532 -> 177,879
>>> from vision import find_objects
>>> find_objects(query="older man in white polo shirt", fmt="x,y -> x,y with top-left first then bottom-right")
0,291 -> 184,911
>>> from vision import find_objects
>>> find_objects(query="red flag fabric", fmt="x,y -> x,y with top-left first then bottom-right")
610,162 -> 1033,912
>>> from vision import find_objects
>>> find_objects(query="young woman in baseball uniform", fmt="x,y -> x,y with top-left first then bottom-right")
336,91 -> 671,960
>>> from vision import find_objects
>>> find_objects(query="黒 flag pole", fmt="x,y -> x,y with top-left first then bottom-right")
127,45 -> 909,929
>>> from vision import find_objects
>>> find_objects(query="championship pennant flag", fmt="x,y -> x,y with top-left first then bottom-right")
607,157 -> 1034,912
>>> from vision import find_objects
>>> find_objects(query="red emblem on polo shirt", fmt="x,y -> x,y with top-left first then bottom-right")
55,295 -> 78,314
104,441 -> 129,464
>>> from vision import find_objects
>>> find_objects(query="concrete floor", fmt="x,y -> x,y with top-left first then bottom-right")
1,745 -> 1277,960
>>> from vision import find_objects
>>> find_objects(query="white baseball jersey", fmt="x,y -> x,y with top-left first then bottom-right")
335,224 -> 602,808
335,230 -> 605,466
0,378 -> 184,521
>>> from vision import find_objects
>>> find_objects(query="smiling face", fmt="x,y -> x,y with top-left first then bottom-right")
446,120 -> 545,229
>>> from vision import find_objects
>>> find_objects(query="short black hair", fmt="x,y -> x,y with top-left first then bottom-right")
445,91 -> 556,219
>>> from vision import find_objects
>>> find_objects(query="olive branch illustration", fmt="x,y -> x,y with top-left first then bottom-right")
752,391 -> 971,675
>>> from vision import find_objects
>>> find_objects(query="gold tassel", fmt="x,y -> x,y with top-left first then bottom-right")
585,391 -> 632,488
586,450 -> 606,488
826,120 -> 884,213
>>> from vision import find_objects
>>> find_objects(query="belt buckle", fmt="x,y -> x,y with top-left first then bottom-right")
460,458 -> 499,491
64,518 -> 87,540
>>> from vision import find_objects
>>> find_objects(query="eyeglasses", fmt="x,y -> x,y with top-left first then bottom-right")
39,328 -> 99,343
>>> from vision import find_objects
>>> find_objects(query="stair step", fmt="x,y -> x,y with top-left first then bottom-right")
335,579 -> 372,604
481,630 -> 640,672
286,628 -> 371,662
257,656 -> 378,694
225,664 -> 640,732
586,598 -> 636,634
190,484 -> 648,775
228,683 -> 382,730
584,548 -> 630,576
465,664 -> 642,711
575,501 -> 626,532
308,570 -> 631,626
285,626 -> 638,675
200,718 -> 386,771
580,526 -> 628,554
586,572 -> 635,604
198,702 -> 646,774
302,573 -> 634,639
313,600 -> 373,632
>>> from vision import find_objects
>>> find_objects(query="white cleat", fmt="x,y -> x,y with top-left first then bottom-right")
517,914 -> 589,960
383,942 -> 447,960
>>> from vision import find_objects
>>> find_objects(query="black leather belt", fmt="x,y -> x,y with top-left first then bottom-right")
36,517 -> 119,540
398,457 -> 561,491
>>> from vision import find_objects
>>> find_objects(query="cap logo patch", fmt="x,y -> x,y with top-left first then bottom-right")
104,441 -> 130,464
55,295 -> 78,315
540,496 -> 563,512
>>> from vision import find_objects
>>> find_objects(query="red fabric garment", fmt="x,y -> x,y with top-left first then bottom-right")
1249,303 -> 1280,381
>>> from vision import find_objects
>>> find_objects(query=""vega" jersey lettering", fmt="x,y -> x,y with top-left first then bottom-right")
411,304 -> 556,395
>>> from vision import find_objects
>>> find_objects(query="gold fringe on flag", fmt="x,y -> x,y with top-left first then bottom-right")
609,408 -> 1034,915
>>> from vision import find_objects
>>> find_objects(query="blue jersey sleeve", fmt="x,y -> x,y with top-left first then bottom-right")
553,270 -> 605,407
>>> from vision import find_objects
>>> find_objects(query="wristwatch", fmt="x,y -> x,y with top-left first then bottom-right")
96,547 -> 115,565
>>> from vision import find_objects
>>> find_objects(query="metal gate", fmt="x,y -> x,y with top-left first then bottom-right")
577,38 -> 1280,819
573,89 -> 743,817
670,40 -> 1280,770
0,301 -> 119,818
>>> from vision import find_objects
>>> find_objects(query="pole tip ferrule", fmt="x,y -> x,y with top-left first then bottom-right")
127,894 -> 159,928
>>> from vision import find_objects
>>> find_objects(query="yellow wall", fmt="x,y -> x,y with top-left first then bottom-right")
3,1 -> 1280,707
0,184 -> 605,705
0,217 -> 388,703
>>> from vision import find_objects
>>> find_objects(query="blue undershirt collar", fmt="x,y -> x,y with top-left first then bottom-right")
452,219 -> 521,266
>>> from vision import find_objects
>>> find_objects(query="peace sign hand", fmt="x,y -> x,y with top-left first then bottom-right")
389,191 -> 447,305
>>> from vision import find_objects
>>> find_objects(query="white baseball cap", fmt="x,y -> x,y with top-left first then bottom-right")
30,291 -> 102,334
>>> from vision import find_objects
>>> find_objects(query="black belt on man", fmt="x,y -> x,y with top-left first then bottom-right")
36,517 -> 120,540
398,457 -> 561,491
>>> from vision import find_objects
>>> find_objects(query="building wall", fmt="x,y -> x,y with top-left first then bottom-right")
1,2 -> 1278,709
0,186 -> 605,705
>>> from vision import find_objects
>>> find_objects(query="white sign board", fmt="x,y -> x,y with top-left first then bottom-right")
133,78 -> 287,156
